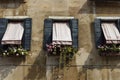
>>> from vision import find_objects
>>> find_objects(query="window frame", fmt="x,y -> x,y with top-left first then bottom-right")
94,18 -> 120,56
0,17 -> 32,51
43,18 -> 78,50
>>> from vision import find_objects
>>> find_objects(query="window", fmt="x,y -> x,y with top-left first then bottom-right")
43,18 -> 78,50
94,18 -> 120,56
0,18 -> 32,50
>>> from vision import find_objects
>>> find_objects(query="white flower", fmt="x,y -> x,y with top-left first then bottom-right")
14,49 -> 17,52
3,53 -> 6,55
18,48 -> 21,51
7,53 -> 9,55
21,52 -> 24,55
16,53 -> 19,56
5,50 -> 7,52
119,46 -> 120,49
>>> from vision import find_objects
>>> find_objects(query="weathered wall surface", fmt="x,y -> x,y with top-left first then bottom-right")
0,0 -> 120,80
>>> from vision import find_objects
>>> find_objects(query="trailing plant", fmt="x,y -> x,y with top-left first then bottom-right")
46,43 -> 77,68
60,46 -> 77,68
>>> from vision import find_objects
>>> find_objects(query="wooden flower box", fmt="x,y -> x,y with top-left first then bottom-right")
99,52 -> 120,56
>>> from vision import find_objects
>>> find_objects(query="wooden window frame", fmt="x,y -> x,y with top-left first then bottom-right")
0,17 -> 32,51
43,18 -> 78,50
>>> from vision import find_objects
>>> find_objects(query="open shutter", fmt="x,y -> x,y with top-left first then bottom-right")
117,19 -> 120,32
70,19 -> 78,49
94,19 -> 103,48
23,18 -> 32,50
0,18 -> 8,46
43,19 -> 53,50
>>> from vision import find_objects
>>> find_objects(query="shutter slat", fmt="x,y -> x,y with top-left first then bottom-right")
70,19 -> 78,49
43,19 -> 53,50
0,18 -> 8,45
23,18 -> 32,50
94,19 -> 103,48
117,19 -> 120,32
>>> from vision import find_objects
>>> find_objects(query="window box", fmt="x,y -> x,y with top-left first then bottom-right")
46,43 -> 77,68
98,44 -> 120,56
0,46 -> 28,57
46,43 -> 77,56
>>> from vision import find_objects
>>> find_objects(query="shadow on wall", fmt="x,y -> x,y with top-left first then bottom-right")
0,56 -> 25,80
84,22 -> 120,67
74,1 -> 120,79
78,1 -> 93,14
95,2 -> 120,14
77,0 -> 120,67
0,0 -> 25,9
78,1 -> 120,14
23,50 -> 46,80
77,22 -> 120,80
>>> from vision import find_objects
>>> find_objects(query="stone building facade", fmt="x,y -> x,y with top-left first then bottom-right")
0,0 -> 120,80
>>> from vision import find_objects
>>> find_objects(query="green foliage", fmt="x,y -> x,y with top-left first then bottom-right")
59,46 -> 77,68
98,44 -> 120,53
46,44 -> 77,68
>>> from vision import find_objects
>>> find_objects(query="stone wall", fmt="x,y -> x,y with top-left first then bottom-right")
0,0 -> 120,80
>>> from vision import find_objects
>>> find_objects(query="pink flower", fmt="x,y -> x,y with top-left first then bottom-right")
46,44 -> 49,48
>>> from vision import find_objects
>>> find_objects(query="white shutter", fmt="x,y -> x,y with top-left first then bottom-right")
1,22 -> 24,44
52,22 -> 72,45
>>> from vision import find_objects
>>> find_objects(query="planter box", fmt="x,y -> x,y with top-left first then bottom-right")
99,52 -> 120,56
